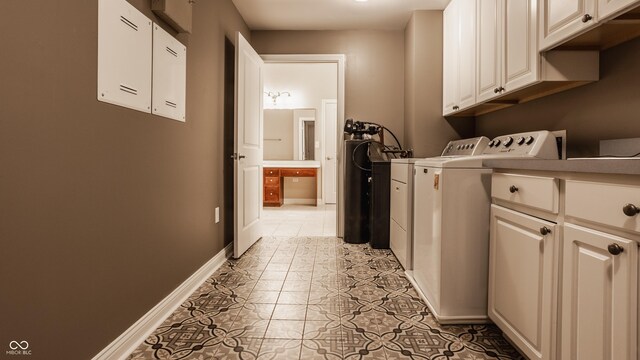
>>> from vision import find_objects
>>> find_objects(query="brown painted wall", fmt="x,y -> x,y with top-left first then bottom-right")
251,30 -> 406,147
0,0 -> 249,359
477,37 -> 640,157
404,11 -> 474,158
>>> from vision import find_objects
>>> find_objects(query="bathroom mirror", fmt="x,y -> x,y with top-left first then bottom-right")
264,109 -> 316,161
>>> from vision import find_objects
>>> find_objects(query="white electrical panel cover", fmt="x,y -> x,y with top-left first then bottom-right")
152,25 -> 187,122
98,0 -> 152,113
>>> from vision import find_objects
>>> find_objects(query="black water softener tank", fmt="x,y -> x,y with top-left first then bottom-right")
343,139 -> 371,244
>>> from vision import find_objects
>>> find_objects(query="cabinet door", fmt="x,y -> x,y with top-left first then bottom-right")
488,205 -> 555,360
599,0 -> 640,20
458,0 -> 477,110
539,0 -> 596,51
561,223 -> 638,360
504,0 -> 539,93
443,0 -> 460,115
476,0 -> 502,103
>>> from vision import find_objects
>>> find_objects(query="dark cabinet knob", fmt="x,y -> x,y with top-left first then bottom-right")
540,227 -> 551,235
608,243 -> 624,255
623,203 -> 640,217
509,185 -> 518,193
494,88 -> 500,94
499,86 -> 506,92
582,14 -> 593,23
453,105 -> 460,111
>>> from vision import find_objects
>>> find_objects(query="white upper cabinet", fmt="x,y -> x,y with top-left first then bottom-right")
476,0 -> 538,103
539,0 -> 596,51
540,0 -> 640,50
443,0 -> 460,115
443,0 -> 476,115
504,0 -> 539,91
458,0 -> 477,110
599,0 -> 640,18
476,0 -> 502,103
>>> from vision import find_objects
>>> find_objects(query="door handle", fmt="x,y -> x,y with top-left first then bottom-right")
238,155 -> 246,159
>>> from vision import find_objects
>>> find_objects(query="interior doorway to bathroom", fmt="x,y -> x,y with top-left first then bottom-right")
260,55 -> 345,238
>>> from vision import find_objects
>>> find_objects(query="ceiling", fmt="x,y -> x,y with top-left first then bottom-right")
231,0 -> 451,31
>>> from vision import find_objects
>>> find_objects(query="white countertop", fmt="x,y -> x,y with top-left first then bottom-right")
263,160 -> 321,168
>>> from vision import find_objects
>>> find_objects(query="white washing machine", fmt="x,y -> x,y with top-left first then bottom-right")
409,130 -> 561,324
389,137 -> 490,273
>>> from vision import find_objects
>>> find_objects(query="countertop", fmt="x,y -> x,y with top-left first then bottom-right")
263,160 -> 320,168
483,158 -> 640,175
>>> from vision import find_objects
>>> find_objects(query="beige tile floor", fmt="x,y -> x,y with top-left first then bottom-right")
262,204 -> 336,237
128,236 -> 524,360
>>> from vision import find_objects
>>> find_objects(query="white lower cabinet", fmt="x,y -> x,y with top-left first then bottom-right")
489,172 -> 640,360
488,204 -> 556,360
560,223 -> 638,360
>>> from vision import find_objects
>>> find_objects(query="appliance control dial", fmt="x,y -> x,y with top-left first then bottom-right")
525,136 -> 535,145
503,137 -> 514,147
493,139 -> 501,147
516,137 -> 525,145
488,140 -> 495,147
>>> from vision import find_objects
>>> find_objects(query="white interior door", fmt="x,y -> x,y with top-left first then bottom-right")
323,99 -> 337,204
234,32 -> 263,258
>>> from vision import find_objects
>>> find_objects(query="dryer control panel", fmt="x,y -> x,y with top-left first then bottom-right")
441,136 -> 490,156
482,131 -> 559,159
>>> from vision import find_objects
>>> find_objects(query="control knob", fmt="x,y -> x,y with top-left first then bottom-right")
503,137 -> 514,147
525,136 -> 534,145
493,139 -> 501,147
516,137 -> 525,145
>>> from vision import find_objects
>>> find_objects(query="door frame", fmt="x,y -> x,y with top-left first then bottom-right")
321,98 -> 338,205
260,54 -> 346,238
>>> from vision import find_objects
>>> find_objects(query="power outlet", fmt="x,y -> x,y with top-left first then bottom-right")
215,207 -> 220,223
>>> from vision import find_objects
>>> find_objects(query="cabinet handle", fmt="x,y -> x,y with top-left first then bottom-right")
509,185 -> 518,193
494,88 -> 500,94
270,193 -> 273,196
623,203 -> 640,217
453,105 -> 459,111
423,169 -> 428,173
540,227 -> 551,235
582,14 -> 593,23
499,86 -> 506,92
608,243 -> 624,256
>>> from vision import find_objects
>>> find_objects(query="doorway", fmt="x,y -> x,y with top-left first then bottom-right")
261,55 -> 346,238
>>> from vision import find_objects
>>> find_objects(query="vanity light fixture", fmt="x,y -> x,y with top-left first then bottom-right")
264,91 -> 291,105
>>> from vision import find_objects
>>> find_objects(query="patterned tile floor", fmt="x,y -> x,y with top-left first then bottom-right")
128,237 -> 524,360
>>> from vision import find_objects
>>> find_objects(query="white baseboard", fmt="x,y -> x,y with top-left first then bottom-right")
92,243 -> 233,360
283,198 -> 316,205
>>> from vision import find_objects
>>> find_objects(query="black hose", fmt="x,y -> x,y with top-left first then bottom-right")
360,121 -> 402,150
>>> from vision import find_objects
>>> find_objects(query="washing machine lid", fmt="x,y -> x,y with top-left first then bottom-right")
414,156 -> 484,168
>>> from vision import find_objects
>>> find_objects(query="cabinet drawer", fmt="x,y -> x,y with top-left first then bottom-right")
492,173 -> 559,213
390,179 -> 408,230
281,168 -> 316,177
264,186 -> 280,202
566,180 -> 640,234
264,176 -> 280,186
391,163 -> 409,184
264,168 -> 279,177
390,219 -> 408,269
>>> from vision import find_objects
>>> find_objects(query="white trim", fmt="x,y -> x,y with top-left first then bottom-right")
261,54 -> 345,238
92,244 -> 233,360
